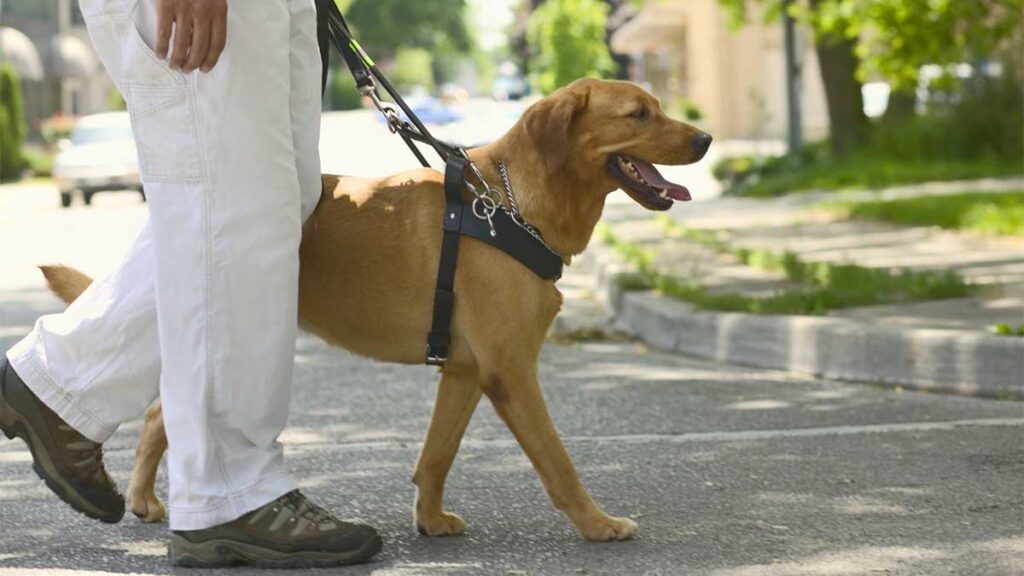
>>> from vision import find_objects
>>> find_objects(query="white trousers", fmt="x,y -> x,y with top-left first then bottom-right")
6,0 -> 323,530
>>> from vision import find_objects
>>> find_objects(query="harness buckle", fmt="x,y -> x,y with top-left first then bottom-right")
425,345 -> 448,366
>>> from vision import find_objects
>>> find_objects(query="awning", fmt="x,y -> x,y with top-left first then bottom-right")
48,33 -> 99,78
610,4 -> 687,54
0,27 -> 45,81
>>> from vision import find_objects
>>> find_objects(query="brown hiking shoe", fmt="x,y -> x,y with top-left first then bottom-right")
168,490 -> 382,568
0,357 -> 125,523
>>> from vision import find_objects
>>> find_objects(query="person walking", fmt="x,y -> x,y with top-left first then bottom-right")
0,0 -> 382,568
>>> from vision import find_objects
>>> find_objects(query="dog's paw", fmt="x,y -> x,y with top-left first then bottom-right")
579,514 -> 638,542
128,491 -> 167,524
416,511 -> 467,537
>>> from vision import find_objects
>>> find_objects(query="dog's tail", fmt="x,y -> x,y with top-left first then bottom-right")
39,265 -> 93,305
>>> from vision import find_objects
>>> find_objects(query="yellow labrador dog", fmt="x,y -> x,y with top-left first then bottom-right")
41,78 -> 711,542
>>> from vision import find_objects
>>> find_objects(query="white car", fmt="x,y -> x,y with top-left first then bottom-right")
54,112 -> 143,208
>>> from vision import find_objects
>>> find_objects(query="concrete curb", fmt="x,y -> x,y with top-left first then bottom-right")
588,252 -> 1024,398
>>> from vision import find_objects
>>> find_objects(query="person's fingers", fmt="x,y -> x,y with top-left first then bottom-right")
169,9 -> 192,69
183,15 -> 210,72
154,0 -> 175,59
200,8 -> 227,72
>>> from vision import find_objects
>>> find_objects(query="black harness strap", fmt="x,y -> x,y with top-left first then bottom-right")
459,210 -> 564,281
315,0 -> 564,366
425,155 -> 468,365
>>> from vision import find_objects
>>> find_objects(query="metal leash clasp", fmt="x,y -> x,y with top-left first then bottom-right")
361,83 -> 404,134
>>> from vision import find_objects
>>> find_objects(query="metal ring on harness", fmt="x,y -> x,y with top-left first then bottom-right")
472,194 -> 498,219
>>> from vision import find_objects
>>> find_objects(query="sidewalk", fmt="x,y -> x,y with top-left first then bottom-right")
584,178 -> 1024,397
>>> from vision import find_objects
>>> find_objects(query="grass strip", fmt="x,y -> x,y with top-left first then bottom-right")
823,191 -> 1024,236
597,219 -> 973,316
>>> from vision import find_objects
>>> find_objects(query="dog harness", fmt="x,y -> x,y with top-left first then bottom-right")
315,1 -> 564,366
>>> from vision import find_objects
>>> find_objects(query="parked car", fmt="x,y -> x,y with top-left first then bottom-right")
491,74 -> 529,101
54,112 -> 143,208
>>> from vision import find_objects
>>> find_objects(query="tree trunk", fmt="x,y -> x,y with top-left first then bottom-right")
814,33 -> 869,155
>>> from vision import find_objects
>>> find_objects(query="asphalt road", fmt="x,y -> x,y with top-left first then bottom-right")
1,112 -> 1022,575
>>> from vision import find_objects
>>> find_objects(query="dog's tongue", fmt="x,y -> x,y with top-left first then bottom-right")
633,159 -> 692,201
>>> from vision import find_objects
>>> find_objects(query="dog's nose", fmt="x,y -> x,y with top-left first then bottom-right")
691,132 -> 713,154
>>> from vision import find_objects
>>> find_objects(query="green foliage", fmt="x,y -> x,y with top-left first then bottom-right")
671,98 -> 703,122
603,220 -> 973,315
827,192 -> 1024,236
528,0 -> 615,94
714,76 -> 1024,196
21,146 -> 54,177
0,63 -> 26,182
716,152 -> 1022,198
717,0 -> 1023,91
989,323 -> 1024,337
343,0 -> 471,62
390,49 -> 435,92
328,70 -> 364,111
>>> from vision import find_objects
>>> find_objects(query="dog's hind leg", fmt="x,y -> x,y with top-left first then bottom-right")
412,364 -> 482,536
128,401 -> 168,523
482,367 -> 638,542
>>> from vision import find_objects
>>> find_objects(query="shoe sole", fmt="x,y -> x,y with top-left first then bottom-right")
168,532 -> 384,568
0,403 -> 124,524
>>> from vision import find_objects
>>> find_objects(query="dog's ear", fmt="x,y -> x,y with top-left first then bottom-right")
524,87 -> 589,174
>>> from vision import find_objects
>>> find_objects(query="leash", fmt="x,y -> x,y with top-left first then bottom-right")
315,0 -> 563,366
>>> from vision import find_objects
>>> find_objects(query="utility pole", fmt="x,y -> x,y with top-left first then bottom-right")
782,0 -> 803,152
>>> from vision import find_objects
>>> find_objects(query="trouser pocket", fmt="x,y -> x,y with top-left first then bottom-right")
82,0 -> 205,184
124,80 -> 204,184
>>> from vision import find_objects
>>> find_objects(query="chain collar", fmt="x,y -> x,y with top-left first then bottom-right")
496,160 -> 561,256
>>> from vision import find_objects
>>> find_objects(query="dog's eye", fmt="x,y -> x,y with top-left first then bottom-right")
630,107 -> 649,120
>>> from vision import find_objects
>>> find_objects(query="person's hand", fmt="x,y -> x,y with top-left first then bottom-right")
154,0 -> 228,73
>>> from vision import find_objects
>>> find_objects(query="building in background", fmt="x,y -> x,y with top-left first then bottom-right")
611,0 -> 829,141
1,0 -> 113,137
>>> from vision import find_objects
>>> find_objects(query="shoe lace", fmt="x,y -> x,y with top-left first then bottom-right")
279,491 -> 341,531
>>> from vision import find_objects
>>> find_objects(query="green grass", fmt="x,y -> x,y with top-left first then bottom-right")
717,152 -> 1022,198
826,192 -> 1024,236
989,323 -> 1024,337
602,219 -> 973,316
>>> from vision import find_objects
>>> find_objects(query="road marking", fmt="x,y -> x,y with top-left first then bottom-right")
280,417 -> 1024,453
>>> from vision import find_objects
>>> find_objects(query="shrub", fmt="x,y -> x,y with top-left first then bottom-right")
0,63 -> 26,182
715,70 -> 1024,197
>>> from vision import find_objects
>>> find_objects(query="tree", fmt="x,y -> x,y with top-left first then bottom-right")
528,0 -> 615,94
720,0 -> 868,155
803,0 -> 1022,93
341,0 -> 472,63
0,64 -> 26,182
719,0 -> 1023,151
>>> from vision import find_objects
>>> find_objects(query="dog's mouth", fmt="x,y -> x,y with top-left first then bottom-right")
607,155 -> 692,211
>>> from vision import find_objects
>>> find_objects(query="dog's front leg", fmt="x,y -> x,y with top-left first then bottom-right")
483,369 -> 637,541
412,364 -> 482,536
128,401 -> 168,523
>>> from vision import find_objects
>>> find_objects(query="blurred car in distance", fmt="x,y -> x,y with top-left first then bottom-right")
491,73 -> 529,101
379,95 -> 465,126
54,112 -> 142,208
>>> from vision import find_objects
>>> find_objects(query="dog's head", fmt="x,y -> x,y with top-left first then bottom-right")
523,78 -> 711,211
